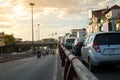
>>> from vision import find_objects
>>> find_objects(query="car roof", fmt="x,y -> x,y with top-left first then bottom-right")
90,31 -> 120,35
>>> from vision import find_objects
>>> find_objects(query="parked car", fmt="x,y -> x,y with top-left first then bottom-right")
64,37 -> 75,49
81,32 -> 120,71
72,36 -> 85,57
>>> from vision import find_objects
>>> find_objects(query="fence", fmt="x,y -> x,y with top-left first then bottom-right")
58,43 -> 99,80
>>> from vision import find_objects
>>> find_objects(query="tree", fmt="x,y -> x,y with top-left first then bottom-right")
3,34 -> 15,45
42,38 -> 55,42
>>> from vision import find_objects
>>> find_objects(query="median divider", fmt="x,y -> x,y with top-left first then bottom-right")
58,43 -> 99,80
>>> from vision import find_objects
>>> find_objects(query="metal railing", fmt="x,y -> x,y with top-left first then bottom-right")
58,43 -> 99,80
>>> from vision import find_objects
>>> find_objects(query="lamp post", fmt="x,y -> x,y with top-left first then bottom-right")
29,3 -> 35,53
37,24 -> 40,40
36,30 -> 38,41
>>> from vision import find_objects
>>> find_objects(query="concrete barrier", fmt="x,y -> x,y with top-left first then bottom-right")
58,43 -> 99,80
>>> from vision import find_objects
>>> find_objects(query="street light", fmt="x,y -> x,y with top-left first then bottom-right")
36,30 -> 38,41
37,24 -> 40,40
29,3 -> 35,53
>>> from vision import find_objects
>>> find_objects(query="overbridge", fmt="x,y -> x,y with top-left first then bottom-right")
1,41 -> 57,53
16,41 -> 57,46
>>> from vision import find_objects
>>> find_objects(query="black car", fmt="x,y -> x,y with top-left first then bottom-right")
72,37 -> 85,56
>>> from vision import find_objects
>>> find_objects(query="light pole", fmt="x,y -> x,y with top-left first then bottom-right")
37,24 -> 40,40
29,3 -> 35,53
36,30 -> 38,41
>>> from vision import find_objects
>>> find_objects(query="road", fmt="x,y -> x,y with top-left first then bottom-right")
0,55 -> 60,80
93,66 -> 120,80
68,49 -> 120,80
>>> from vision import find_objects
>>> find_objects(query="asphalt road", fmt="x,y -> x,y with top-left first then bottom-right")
94,65 -> 120,80
68,49 -> 120,80
0,55 -> 59,80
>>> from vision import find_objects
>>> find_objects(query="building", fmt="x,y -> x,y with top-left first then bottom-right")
70,28 -> 86,34
88,5 -> 120,33
101,5 -> 120,32
88,8 -> 106,33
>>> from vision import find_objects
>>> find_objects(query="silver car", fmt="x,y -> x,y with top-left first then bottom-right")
81,32 -> 120,71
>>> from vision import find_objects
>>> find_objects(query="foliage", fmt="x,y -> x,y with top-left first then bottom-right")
89,20 -> 93,25
3,34 -> 15,45
42,38 -> 56,42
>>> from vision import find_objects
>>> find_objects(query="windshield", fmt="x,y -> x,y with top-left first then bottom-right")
66,39 -> 75,43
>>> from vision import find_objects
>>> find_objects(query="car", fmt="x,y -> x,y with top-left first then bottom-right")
72,36 -> 85,57
64,37 -> 75,49
81,32 -> 120,71
67,33 -> 76,38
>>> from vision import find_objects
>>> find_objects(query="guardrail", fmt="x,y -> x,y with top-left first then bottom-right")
58,43 -> 99,80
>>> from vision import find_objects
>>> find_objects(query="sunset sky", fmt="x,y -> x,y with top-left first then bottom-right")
0,0 -> 120,41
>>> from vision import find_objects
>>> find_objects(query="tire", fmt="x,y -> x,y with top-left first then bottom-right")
88,59 -> 96,72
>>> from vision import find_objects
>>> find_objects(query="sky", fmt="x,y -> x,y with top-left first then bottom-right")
0,0 -> 120,41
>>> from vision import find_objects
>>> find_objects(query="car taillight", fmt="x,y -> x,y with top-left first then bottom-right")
76,43 -> 80,46
92,43 -> 101,52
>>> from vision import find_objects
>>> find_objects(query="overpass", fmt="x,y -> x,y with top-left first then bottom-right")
0,41 -> 57,53
16,41 -> 57,46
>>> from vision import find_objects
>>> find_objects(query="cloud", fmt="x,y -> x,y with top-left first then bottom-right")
22,0 -> 85,18
97,0 -> 109,9
0,24 -> 10,28
0,0 -> 119,40
0,15 -> 14,28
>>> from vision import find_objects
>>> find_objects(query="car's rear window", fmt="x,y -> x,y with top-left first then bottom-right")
94,33 -> 120,45
66,39 -> 75,43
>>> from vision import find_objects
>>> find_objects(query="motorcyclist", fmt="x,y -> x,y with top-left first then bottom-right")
40,47 -> 45,56
37,49 -> 41,58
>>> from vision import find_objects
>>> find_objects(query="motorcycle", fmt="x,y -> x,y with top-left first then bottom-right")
37,51 -> 41,58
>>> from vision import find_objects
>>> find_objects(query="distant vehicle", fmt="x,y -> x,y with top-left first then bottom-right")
40,47 -> 46,56
59,36 -> 65,45
37,50 -> 41,58
64,37 -> 75,49
77,30 -> 87,38
67,33 -> 76,38
72,36 -> 85,57
81,32 -> 120,71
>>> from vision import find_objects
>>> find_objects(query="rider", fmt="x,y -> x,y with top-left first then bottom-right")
40,47 -> 45,56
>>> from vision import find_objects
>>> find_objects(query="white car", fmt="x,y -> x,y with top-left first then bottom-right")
81,32 -> 120,71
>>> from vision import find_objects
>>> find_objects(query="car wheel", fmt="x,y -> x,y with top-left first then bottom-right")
88,59 -> 96,72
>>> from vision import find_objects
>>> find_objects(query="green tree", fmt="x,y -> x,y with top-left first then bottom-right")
3,34 -> 15,45
42,38 -> 55,42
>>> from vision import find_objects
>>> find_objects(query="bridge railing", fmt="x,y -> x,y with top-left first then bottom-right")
58,43 -> 99,80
